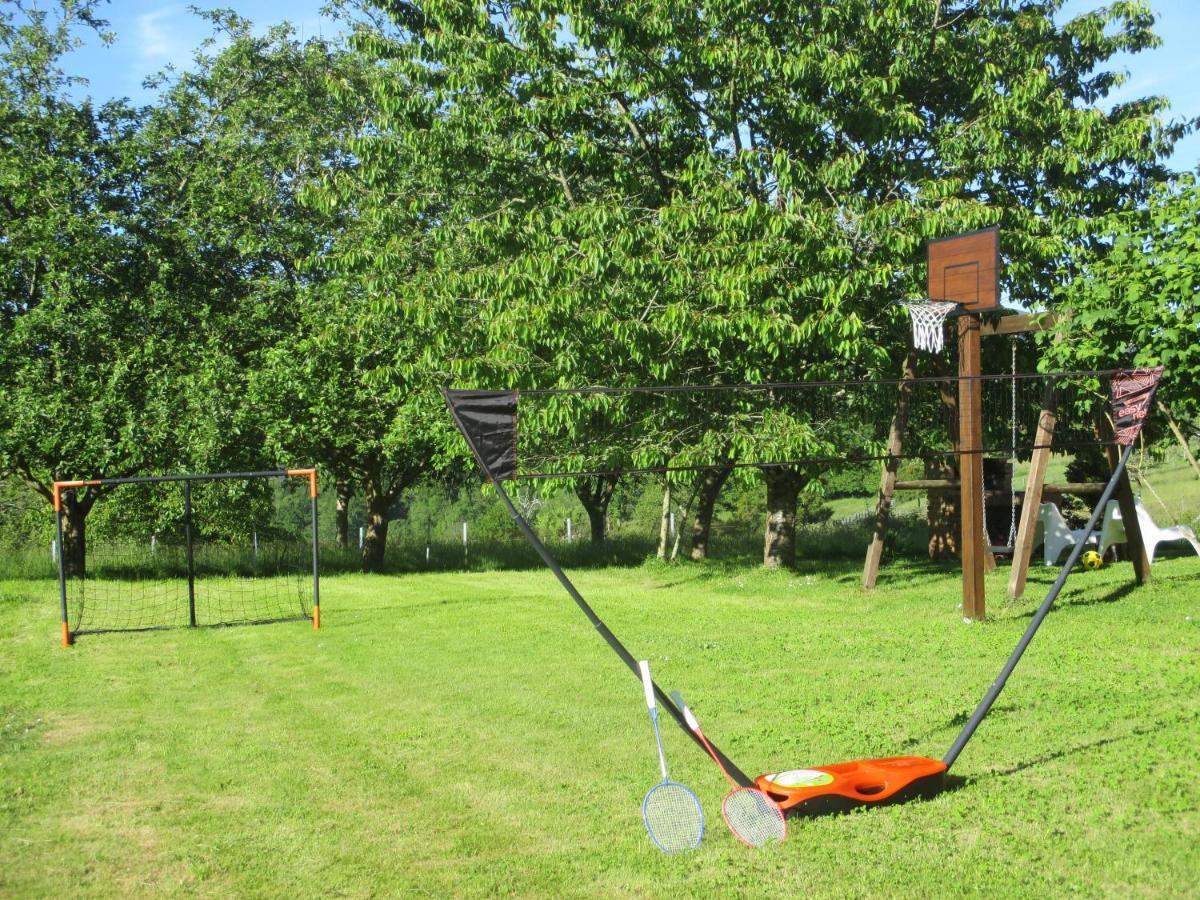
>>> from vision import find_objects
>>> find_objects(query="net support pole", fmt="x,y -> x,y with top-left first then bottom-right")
184,480 -> 197,628
943,443 -> 1134,769
54,487 -> 71,647
443,388 -> 753,787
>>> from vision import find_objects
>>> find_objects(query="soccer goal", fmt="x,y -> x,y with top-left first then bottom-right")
53,469 -> 320,645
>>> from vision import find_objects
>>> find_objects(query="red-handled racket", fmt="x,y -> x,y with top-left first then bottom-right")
670,690 -> 786,848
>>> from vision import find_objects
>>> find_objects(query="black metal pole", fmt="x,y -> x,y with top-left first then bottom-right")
184,480 -> 196,628
943,442 -> 1135,769
310,488 -> 321,629
55,490 -> 71,647
443,388 -> 753,786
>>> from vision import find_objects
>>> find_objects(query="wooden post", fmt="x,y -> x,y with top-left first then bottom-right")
863,350 -> 918,589
958,315 -> 986,621
1008,384 -> 1057,601
1159,401 -> 1200,480
1094,406 -> 1151,584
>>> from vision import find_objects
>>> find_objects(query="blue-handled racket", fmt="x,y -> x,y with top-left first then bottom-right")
638,660 -> 704,853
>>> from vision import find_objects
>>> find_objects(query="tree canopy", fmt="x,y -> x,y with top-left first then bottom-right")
0,0 -> 1193,571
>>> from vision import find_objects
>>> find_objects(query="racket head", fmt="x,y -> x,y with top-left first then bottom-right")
642,780 -> 705,853
721,787 -> 787,848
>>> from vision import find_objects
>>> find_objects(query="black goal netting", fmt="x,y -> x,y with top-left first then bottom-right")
58,473 -> 315,637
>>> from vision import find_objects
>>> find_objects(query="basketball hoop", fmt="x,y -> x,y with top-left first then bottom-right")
902,301 -> 959,353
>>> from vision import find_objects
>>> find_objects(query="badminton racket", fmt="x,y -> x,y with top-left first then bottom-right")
637,660 -> 704,853
670,690 -> 786,848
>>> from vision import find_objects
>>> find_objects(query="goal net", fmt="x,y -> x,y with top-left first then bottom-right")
54,470 -> 319,643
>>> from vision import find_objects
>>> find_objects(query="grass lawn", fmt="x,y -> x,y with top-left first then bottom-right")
2,554 -> 1198,897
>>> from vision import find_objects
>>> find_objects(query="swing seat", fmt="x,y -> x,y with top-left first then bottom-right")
755,756 -> 947,816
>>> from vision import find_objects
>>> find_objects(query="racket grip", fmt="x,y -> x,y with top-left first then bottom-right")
638,660 -> 656,711
669,690 -> 700,731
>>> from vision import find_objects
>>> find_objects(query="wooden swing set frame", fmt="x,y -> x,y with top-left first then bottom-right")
860,227 -> 1151,620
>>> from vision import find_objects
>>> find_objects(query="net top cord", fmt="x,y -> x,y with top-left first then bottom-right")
449,370 -> 1128,483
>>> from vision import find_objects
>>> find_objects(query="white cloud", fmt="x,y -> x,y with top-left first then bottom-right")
136,5 -> 189,64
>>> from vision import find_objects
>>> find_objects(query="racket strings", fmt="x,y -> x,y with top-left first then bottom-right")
643,782 -> 705,854
722,788 -> 787,848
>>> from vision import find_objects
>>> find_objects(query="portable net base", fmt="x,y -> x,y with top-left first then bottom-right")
54,469 -> 321,646
444,367 -> 1163,818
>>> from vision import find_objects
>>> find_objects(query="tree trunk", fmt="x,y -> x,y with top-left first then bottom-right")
575,475 -> 617,545
656,480 -> 672,559
361,473 -> 392,573
762,467 -> 807,570
690,465 -> 732,561
334,478 -> 351,549
59,492 -> 89,578
926,457 -> 959,560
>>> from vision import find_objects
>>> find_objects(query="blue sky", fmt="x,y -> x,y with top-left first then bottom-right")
63,0 -> 1199,172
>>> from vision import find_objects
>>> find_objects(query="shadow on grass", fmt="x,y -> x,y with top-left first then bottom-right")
897,704 -> 1018,752
327,593 -> 524,623
968,710 -> 1199,782
1010,566 -> 1199,620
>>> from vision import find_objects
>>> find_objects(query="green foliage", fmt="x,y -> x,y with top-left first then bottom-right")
0,0 -> 1192,571
0,2 -> 189,503
1047,174 -> 1200,422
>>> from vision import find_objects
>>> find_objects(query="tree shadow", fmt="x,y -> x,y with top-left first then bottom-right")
1012,579 -> 1141,619
327,593 -> 522,624
966,711 -> 1198,782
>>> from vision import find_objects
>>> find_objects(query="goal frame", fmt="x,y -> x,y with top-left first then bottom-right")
53,468 -> 320,646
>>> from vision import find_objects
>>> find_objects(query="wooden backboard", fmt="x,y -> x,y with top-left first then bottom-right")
927,226 -> 1000,312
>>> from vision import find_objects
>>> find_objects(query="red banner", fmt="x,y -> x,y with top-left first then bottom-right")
1109,367 -> 1164,446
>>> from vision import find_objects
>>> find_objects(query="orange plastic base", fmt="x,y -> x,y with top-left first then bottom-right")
755,756 -> 947,816
313,606 -> 321,630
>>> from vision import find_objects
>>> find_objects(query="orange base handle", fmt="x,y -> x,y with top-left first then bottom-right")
755,756 -> 947,816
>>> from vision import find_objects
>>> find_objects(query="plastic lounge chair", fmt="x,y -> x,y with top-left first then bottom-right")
1035,502 -> 1097,566
1099,497 -> 1200,564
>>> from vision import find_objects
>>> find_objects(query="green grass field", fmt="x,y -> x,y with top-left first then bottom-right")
2,555 -> 1198,897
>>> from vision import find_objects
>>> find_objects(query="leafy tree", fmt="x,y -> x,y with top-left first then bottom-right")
1046,174 -> 1200,426
357,0 -> 1180,568
251,14 -> 469,571
0,1 -> 194,574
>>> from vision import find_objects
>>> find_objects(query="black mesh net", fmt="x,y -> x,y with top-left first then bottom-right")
511,371 -> 1117,480
59,475 -> 314,636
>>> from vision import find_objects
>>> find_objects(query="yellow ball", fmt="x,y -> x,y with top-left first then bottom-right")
1080,550 -> 1105,571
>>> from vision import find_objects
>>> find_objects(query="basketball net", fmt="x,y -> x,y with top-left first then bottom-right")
903,301 -> 959,353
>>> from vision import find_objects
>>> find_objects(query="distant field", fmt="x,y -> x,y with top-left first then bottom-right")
2,555 -> 1198,897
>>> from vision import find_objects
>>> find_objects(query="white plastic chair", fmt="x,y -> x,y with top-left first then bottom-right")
1099,497 -> 1200,564
1034,502 -> 1097,566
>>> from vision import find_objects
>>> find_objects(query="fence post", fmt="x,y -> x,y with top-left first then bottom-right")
566,517 -> 572,543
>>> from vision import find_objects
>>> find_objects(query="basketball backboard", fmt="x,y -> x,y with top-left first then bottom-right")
927,226 -> 1000,312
